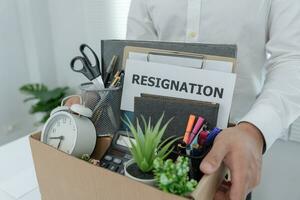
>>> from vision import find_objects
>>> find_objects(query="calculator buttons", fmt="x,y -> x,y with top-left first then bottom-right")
104,155 -> 113,161
108,165 -> 118,172
100,162 -> 109,168
113,158 -> 122,165
100,145 -> 133,175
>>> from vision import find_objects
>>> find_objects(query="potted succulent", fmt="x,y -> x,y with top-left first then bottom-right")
123,114 -> 178,186
153,156 -> 197,196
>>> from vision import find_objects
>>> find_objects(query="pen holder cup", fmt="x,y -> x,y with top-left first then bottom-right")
172,141 -> 212,182
188,149 -> 209,182
80,83 -> 123,136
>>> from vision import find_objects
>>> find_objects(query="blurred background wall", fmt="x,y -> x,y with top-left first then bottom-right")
0,0 -> 130,143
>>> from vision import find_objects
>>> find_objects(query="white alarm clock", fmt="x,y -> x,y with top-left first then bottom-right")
41,100 -> 96,157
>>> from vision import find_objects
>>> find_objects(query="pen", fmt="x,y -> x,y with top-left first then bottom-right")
204,127 -> 222,146
109,76 -> 121,88
183,115 -> 196,144
109,71 -> 121,88
188,116 -> 205,145
115,72 -> 124,87
104,55 -> 118,85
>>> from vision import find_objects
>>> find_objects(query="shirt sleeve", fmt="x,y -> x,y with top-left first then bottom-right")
239,0 -> 300,150
126,0 -> 158,40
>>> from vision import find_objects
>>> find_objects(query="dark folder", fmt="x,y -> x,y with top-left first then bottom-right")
134,94 -> 219,139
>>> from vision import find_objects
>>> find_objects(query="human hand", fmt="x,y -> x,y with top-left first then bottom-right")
200,122 -> 264,200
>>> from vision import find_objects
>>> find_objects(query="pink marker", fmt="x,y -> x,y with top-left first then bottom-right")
188,116 -> 205,145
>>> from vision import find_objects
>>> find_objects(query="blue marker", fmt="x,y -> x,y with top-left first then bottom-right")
204,128 -> 222,146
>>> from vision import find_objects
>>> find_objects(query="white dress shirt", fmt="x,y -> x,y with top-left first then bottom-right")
126,0 -> 300,150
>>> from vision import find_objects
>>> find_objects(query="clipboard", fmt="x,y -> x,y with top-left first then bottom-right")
100,40 -> 237,77
122,46 -> 237,73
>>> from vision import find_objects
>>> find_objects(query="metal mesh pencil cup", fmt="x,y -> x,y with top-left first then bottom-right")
80,83 -> 122,136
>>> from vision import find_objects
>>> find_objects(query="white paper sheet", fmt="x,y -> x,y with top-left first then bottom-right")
121,59 -> 236,128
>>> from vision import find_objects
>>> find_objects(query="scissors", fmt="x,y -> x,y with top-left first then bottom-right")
70,44 -> 105,89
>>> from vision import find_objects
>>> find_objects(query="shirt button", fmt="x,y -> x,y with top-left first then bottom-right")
189,32 -> 197,38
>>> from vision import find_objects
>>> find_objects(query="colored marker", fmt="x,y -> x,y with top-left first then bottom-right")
204,127 -> 222,146
191,122 -> 207,146
183,115 -> 196,144
198,130 -> 209,146
188,116 -> 205,145
191,133 -> 200,146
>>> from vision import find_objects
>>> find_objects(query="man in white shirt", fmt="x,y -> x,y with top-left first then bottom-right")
126,0 -> 300,199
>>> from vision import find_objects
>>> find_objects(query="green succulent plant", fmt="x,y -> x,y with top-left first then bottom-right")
123,114 -> 178,173
153,156 -> 197,196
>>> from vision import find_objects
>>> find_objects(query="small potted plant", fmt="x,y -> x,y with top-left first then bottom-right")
153,156 -> 197,196
123,114 -> 178,186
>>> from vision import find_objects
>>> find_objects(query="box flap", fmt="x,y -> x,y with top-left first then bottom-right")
190,164 -> 226,200
30,134 -> 189,200
30,132 -> 41,141
30,131 -> 225,200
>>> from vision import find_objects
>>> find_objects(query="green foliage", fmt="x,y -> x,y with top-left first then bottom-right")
123,114 -> 178,173
153,156 -> 198,196
20,83 -> 69,123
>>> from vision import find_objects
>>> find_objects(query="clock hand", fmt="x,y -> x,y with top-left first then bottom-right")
49,136 -> 64,149
55,136 -> 65,149
57,138 -> 62,149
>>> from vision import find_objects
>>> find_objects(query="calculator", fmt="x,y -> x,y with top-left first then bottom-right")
100,131 -> 135,175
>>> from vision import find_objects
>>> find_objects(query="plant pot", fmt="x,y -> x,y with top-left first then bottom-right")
124,159 -> 155,186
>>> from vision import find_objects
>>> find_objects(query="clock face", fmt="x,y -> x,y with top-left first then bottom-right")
43,113 -> 77,154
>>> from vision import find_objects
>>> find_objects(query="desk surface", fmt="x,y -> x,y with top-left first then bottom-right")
0,136 -> 40,200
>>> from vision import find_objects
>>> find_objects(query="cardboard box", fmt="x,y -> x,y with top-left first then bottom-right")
30,132 -> 226,200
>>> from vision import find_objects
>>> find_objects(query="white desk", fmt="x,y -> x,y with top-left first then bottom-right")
0,136 -> 40,200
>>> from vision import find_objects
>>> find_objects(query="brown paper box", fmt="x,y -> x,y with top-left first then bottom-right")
29,132 -> 225,200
